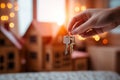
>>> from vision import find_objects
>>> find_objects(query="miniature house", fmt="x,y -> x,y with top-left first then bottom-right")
72,51 -> 88,70
0,24 -> 22,73
88,46 -> 120,74
45,25 -> 73,71
23,20 -> 57,71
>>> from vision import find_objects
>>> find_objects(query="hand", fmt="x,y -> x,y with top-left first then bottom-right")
68,7 -> 120,37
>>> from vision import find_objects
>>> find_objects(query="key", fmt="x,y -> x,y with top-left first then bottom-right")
63,36 -> 70,55
70,36 -> 75,53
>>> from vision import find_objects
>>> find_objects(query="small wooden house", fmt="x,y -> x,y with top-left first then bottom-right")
23,20 -> 56,71
88,46 -> 120,74
72,51 -> 88,71
0,23 -> 22,73
45,25 -> 73,71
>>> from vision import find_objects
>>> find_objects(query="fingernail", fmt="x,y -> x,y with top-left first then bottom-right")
71,30 -> 77,34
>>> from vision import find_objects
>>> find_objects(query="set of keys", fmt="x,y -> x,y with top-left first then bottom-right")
63,35 -> 75,55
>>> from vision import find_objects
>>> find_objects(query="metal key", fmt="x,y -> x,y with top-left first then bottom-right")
63,36 -> 70,55
70,36 -> 75,53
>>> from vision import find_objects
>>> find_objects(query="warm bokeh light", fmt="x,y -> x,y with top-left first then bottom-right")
14,6 -> 18,11
92,35 -> 100,41
102,38 -> 108,45
9,22 -> 14,28
37,0 -> 65,26
10,12 -> 15,18
1,3 -> 5,9
77,35 -> 86,40
81,5 -> 86,11
56,15 -> 65,26
7,2 -> 13,9
14,2 -> 18,11
74,6 -> 80,12
1,16 -> 9,21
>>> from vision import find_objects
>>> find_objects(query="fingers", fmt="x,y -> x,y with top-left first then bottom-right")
71,17 -> 94,35
68,12 -> 89,32
80,22 -> 118,37
80,28 -> 103,37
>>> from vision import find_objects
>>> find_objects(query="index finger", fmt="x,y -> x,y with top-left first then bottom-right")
68,12 -> 89,32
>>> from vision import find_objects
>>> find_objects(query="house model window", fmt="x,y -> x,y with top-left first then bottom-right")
8,52 -> 14,60
46,53 -> 49,62
7,62 -> 14,69
0,38 -> 5,45
0,55 -> 4,63
29,35 -> 37,43
54,52 -> 60,58
0,65 -> 4,70
29,51 -> 37,59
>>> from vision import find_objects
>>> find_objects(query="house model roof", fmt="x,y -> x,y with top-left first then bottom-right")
0,26 -> 22,49
23,20 -> 59,37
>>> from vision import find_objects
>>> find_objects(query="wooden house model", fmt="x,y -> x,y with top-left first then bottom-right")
23,20 -> 57,71
0,23 -> 22,73
45,25 -> 73,71
72,51 -> 88,70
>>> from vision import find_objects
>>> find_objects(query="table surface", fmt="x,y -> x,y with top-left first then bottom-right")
0,71 -> 120,80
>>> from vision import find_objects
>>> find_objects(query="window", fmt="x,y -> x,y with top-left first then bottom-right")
29,35 -> 37,43
18,0 -> 33,36
54,52 -> 60,58
46,53 -> 49,62
0,55 -> 4,63
8,52 -> 14,60
7,62 -> 14,69
29,51 -> 37,59
0,39 -> 5,45
37,0 -> 65,25
0,65 -> 4,70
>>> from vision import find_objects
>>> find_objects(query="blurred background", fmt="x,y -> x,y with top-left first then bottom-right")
0,0 -> 120,75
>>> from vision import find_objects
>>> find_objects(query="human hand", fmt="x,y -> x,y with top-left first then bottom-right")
68,7 -> 120,37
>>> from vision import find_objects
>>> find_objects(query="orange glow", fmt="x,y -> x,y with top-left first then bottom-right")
10,12 -> 15,17
7,2 -> 13,9
102,39 -> 108,45
92,35 -> 100,41
9,22 -> 14,28
1,3 -> 5,9
1,16 -> 9,21
81,5 -> 86,11
74,6 -> 80,12
77,35 -> 86,40
55,11 -> 65,26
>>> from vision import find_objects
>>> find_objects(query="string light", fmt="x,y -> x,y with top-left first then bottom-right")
9,22 -> 14,28
10,12 -> 15,17
14,6 -> 18,11
1,3 -> 5,9
77,35 -> 86,40
14,2 -> 18,11
102,39 -> 108,45
81,5 -> 86,11
7,2 -> 13,9
92,35 -> 100,41
1,16 -> 9,21
74,6 -> 80,12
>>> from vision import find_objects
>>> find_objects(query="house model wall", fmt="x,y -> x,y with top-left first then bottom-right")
45,26 -> 73,71
23,20 -> 54,71
0,24 -> 22,73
